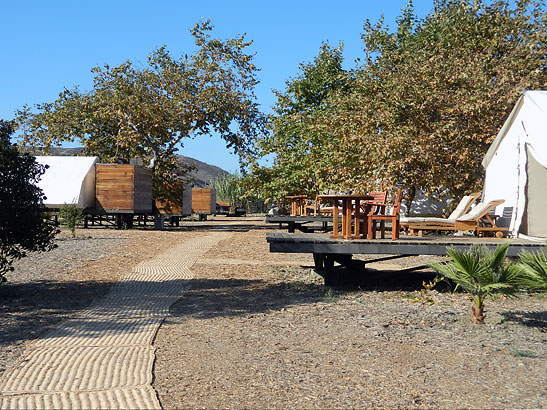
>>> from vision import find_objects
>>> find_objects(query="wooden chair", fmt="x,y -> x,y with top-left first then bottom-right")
365,191 -> 388,214
356,191 -> 387,236
367,189 -> 403,240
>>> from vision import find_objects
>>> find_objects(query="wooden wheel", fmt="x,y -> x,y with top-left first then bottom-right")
495,231 -> 504,238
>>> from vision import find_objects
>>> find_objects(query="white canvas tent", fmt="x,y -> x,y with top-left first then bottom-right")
482,90 -> 547,239
35,156 -> 98,209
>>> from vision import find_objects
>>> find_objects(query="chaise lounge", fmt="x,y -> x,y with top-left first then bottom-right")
406,199 -> 508,238
401,192 -> 481,234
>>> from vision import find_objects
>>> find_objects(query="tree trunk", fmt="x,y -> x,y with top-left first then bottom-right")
405,186 -> 416,217
471,305 -> 485,324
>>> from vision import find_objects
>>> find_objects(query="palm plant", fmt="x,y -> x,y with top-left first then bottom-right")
429,243 -> 522,324
517,250 -> 547,291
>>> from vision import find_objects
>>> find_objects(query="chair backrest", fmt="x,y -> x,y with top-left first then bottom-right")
457,199 -> 504,222
366,191 -> 387,215
447,192 -> 481,220
391,189 -> 403,216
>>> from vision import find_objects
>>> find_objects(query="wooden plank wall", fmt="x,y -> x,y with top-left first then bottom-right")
155,185 -> 192,215
95,164 -> 152,212
133,166 -> 153,212
191,188 -> 216,213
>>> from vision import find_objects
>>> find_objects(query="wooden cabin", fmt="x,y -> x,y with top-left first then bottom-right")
95,164 -> 153,213
191,188 -> 216,214
155,184 -> 192,215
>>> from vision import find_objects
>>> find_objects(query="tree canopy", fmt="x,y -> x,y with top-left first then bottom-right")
247,0 -> 547,211
0,121 -> 57,282
246,43 -> 354,199
16,20 -> 266,199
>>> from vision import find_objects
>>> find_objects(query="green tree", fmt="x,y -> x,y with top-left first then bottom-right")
429,244 -> 523,324
212,172 -> 264,213
16,20 -> 266,201
0,121 -> 58,282
326,0 -> 547,211
247,43 -> 353,199
212,173 -> 246,207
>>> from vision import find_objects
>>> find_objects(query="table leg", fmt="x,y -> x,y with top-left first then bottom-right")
362,204 -> 369,239
332,201 -> 339,237
344,199 -> 352,239
354,199 -> 361,238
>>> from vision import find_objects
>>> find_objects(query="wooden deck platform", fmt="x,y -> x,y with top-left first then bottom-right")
267,232 -> 546,257
267,231 -> 546,285
265,215 -> 332,233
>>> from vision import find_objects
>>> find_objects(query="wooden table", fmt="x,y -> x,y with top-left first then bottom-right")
317,194 -> 374,239
285,195 -> 308,216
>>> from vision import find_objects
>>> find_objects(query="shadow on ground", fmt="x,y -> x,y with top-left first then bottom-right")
168,267 -> 450,320
501,310 -> 547,330
0,280 -> 116,345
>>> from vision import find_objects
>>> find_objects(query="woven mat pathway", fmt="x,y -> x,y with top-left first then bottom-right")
0,233 -> 231,409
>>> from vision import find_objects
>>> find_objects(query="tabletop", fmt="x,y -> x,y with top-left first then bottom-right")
317,194 -> 374,200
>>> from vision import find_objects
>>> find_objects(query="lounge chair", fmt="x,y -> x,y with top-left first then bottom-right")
401,192 -> 481,234
407,199 -> 508,238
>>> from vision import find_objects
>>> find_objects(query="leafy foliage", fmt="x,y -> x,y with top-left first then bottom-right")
329,0 -> 547,209
16,20 -> 266,201
247,1 -> 547,208
429,243 -> 524,323
212,173 -> 264,213
0,121 -> 58,282
516,250 -> 547,290
211,173 -> 246,207
246,43 -> 353,199
59,204 -> 84,237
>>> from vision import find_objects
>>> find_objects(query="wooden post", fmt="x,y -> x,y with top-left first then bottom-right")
354,199 -> 361,238
332,200 -> 339,237
154,214 -> 165,230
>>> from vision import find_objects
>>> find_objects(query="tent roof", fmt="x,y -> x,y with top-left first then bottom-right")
482,90 -> 547,169
35,156 -> 97,206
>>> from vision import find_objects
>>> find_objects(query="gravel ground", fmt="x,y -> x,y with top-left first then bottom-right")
0,217 -> 545,409
154,218 -> 547,409
0,227 -> 198,378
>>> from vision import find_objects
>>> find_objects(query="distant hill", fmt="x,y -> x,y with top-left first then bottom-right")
31,147 -> 230,187
176,155 -> 230,187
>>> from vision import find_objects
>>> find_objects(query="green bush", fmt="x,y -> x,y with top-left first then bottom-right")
59,204 -> 83,237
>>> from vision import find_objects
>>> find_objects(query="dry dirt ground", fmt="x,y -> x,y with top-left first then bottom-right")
1,217 -> 545,409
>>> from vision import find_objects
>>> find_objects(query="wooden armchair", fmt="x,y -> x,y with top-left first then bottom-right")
366,189 -> 403,240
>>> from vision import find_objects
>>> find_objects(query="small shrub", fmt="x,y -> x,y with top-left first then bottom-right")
429,244 -> 523,324
510,348 -> 537,358
59,204 -> 83,237
411,276 -> 442,305
517,250 -> 547,291
324,288 -> 339,304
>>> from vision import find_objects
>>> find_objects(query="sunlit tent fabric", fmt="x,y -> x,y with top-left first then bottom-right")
35,156 -> 98,208
482,90 -> 547,239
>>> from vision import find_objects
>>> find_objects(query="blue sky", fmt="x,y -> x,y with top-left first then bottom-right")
1,0 -> 435,172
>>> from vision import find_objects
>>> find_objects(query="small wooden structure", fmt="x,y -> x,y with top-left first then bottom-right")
154,185 -> 192,216
192,188 -> 216,220
95,164 -> 153,213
